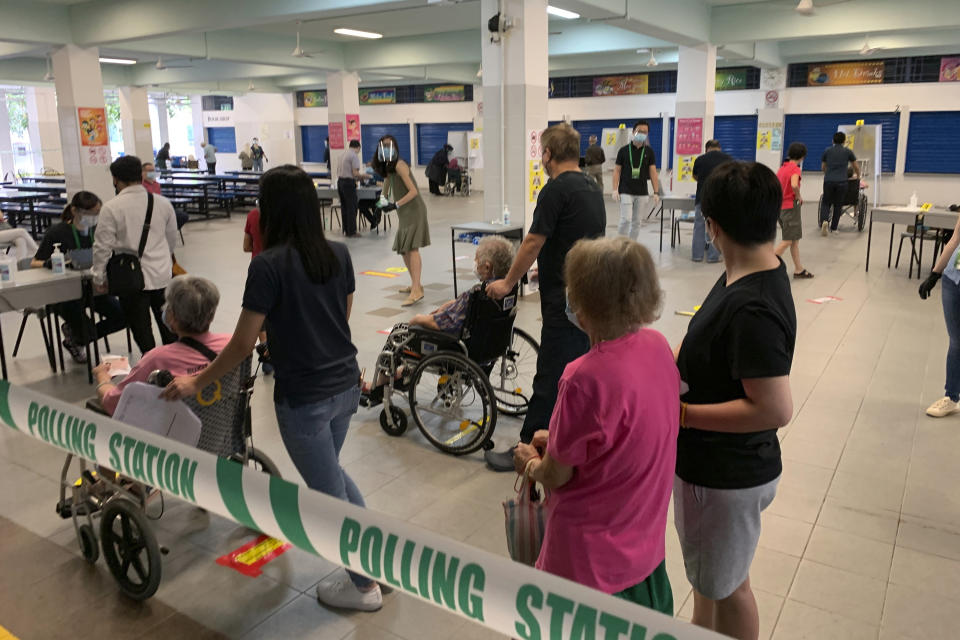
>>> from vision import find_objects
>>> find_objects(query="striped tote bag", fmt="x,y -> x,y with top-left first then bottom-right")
503,470 -> 549,566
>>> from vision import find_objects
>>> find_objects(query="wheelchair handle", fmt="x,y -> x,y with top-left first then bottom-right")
147,369 -> 174,387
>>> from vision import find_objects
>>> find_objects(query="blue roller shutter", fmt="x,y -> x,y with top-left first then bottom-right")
300,125 -> 328,163
905,111 -> 960,174
783,112 -> 899,173
713,115 -> 757,162
416,122 -> 473,165
361,124 -> 411,165
205,127 -> 236,153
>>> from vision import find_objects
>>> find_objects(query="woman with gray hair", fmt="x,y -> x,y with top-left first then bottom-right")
92,276 -> 230,415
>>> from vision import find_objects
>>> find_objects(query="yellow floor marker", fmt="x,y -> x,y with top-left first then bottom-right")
0,624 -> 21,640
361,271 -> 398,278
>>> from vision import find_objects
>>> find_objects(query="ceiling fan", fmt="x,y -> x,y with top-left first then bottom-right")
795,0 -> 855,15
291,21 -> 326,58
859,34 -> 881,56
155,55 -> 194,70
645,49 -> 659,67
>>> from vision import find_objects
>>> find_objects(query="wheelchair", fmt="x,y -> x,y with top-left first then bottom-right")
444,167 -> 471,197
362,285 -> 539,456
818,178 -> 868,232
55,352 -> 279,601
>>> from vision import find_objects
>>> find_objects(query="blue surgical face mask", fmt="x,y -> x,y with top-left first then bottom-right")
634,132 -> 647,144
565,290 -> 584,332
146,171 -> 158,181
378,142 -> 397,163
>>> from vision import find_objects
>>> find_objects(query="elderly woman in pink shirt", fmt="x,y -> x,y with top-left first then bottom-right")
513,236 -> 679,614
92,275 -> 230,415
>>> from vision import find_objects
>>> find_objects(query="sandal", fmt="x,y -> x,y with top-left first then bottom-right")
398,286 -> 411,294
401,293 -> 424,307
793,269 -> 815,279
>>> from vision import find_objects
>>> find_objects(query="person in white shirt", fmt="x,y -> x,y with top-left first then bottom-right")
93,155 -> 179,354
201,141 -> 217,175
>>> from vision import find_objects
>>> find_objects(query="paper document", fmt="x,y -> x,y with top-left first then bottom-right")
113,382 -> 202,447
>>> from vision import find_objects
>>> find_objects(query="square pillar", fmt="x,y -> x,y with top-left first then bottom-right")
51,45 -> 113,199
673,44 -> 716,196
0,91 -> 15,179
756,67 -> 787,173
25,86 -> 64,175
119,86 -> 154,161
327,71 -> 361,177
481,0 -> 549,227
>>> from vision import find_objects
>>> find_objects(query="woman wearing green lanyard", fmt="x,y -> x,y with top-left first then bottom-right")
31,191 -> 127,364
612,120 -> 661,241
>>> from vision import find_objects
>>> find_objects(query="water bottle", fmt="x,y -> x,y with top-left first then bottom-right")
502,206 -> 511,226
0,255 -> 14,284
51,243 -> 66,275
909,191 -> 918,209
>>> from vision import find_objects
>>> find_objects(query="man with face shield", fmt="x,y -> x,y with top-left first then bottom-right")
612,120 -> 661,240
93,155 -> 179,354
483,122 -> 606,471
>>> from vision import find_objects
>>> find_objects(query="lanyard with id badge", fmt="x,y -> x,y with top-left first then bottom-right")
629,144 -> 646,180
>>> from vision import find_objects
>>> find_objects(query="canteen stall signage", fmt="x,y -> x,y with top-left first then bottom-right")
806,61 -> 884,86
715,69 -> 747,91
360,88 -> 397,105
424,85 -> 466,102
297,90 -> 328,108
939,57 -> 960,82
593,74 -> 649,96
0,379 -> 726,640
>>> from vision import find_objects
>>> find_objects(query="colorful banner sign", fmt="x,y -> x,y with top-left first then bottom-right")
676,118 -> 703,156
297,90 -> 327,108
424,85 -> 466,102
329,121 -> 344,150
939,57 -> 960,82
346,114 -> 361,142
806,61 -> 884,86
78,107 -> 108,147
715,69 -> 747,91
592,74 -> 649,97
0,380 -> 724,640
359,88 -> 396,105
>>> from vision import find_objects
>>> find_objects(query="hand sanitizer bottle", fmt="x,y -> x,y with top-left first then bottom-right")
0,255 -> 14,284
51,243 -> 66,275
502,206 -> 511,226
909,191 -> 918,209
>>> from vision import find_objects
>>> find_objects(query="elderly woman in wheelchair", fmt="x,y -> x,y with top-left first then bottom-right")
362,235 -> 541,456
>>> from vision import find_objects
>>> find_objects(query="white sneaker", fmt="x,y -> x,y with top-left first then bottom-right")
926,396 -> 960,418
316,570 -> 382,611
821,221 -> 829,236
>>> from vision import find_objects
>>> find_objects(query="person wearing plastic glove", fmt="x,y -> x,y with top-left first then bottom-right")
919,213 -> 960,417
611,120 -> 660,241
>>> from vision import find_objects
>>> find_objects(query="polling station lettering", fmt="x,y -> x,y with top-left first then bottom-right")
107,432 -> 199,502
26,401 -> 97,460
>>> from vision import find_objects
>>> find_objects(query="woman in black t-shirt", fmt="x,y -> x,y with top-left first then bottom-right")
31,191 -> 126,364
674,162 -> 796,640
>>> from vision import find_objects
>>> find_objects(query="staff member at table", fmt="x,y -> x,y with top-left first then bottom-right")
32,191 -> 126,364
337,140 -> 363,238
93,155 -> 179,354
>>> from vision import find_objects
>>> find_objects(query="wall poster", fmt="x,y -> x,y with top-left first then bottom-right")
329,121 -> 344,150
346,114 -> 361,141
592,75 -> 648,96
676,118 -> 703,156
806,61 -> 884,86
78,107 -> 108,147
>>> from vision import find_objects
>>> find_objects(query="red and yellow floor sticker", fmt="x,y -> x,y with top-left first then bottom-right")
216,535 -> 292,577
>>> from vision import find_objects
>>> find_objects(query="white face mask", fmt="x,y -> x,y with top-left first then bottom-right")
634,132 -> 647,144
145,171 -> 158,181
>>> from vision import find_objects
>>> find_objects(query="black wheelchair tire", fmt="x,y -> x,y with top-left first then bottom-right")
99,499 -> 162,600
233,449 -> 281,477
78,524 -> 99,564
408,352 -> 497,456
857,195 -> 867,232
490,328 -> 540,417
379,406 -> 408,436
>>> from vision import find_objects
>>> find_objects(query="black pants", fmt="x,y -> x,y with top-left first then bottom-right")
337,178 -> 359,235
118,288 -> 176,354
54,296 -> 126,346
358,199 -> 380,228
820,181 -> 847,230
207,163 -> 216,175
519,322 -> 591,443
429,179 -> 442,195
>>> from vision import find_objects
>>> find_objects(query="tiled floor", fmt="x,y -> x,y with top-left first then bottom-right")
0,193 -> 958,639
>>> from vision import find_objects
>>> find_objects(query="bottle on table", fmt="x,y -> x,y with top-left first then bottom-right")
51,243 -> 66,275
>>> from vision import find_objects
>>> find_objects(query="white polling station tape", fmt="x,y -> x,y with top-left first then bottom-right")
0,380 -> 725,640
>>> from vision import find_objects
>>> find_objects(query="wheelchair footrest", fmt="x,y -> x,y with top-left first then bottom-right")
56,496 -> 100,519
360,386 -> 384,408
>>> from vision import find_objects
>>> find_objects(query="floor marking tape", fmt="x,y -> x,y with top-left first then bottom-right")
216,534 -> 291,577
361,271 -> 398,278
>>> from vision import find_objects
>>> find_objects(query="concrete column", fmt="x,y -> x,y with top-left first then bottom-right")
326,71 -> 360,177
25,86 -> 64,175
756,67 -> 787,173
673,44 -> 717,197
191,95 -> 204,163
155,96 -> 170,148
0,91 -> 15,179
50,45 -> 112,199
480,0 -> 549,228
119,86 -> 154,161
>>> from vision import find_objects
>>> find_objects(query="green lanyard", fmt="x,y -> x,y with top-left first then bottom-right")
628,143 -> 646,171
71,225 -> 82,250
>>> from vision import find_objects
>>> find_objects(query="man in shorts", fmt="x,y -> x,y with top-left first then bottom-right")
775,142 -> 814,278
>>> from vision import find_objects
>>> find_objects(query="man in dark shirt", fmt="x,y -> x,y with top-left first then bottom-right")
691,139 -> 732,263
819,131 -> 860,235
613,120 -> 660,240
484,123 -> 606,471
583,135 -> 605,190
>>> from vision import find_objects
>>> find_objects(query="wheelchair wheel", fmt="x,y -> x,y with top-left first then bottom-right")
100,499 -> 162,600
489,328 -> 540,416
409,353 -> 496,455
78,524 -> 99,564
233,449 -> 281,477
857,195 -> 867,231
379,405 -> 408,436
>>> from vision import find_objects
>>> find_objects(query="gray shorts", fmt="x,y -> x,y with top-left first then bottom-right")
673,475 -> 778,600
779,200 -> 803,241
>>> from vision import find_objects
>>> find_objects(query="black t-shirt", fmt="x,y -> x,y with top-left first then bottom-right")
242,241 -> 360,406
35,222 -> 91,262
692,150 -> 733,204
676,260 -> 797,489
615,143 -> 656,195
821,144 -> 857,183
528,171 -> 606,326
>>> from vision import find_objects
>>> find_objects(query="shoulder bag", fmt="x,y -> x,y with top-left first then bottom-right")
107,192 -> 153,296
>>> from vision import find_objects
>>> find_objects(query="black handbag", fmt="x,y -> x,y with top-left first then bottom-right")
107,192 -> 153,296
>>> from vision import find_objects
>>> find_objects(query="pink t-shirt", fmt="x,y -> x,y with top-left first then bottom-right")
537,328 -> 680,594
143,179 -> 162,195
777,162 -> 801,210
102,333 -> 231,415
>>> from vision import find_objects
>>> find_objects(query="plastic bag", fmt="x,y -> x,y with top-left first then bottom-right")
503,469 -> 548,566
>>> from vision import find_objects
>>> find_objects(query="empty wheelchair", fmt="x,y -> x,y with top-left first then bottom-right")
55,352 -> 279,600
818,177 -> 867,231
362,285 -> 539,456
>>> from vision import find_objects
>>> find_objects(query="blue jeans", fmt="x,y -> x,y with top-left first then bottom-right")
692,204 -> 720,262
942,277 -> 960,402
253,158 -> 264,172
275,385 -> 371,588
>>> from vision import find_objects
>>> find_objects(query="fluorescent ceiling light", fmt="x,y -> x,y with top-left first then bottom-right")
99,57 -> 137,65
547,6 -> 580,19
333,28 -> 383,39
